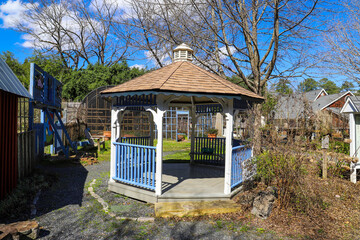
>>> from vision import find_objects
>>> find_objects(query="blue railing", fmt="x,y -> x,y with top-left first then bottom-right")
231,145 -> 253,189
119,136 -> 151,146
113,142 -> 156,190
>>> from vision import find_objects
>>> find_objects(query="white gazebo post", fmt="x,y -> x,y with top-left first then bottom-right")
145,96 -> 168,196
149,112 -> 155,146
190,106 -> 196,164
224,99 -> 234,195
109,106 -> 124,183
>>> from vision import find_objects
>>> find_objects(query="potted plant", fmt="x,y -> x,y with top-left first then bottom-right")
206,128 -> 218,138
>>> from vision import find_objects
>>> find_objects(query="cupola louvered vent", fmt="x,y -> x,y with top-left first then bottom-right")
173,43 -> 193,62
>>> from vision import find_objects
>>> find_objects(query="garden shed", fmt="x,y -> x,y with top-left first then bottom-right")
101,43 -> 263,202
0,58 -> 32,199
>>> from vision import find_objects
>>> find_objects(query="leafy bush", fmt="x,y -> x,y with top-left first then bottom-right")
255,149 -> 306,209
329,141 -> 349,155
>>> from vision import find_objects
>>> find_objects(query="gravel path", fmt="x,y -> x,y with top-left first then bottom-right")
34,161 -> 286,240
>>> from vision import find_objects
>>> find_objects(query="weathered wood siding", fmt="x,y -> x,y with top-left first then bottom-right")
327,93 -> 352,108
17,130 -> 36,179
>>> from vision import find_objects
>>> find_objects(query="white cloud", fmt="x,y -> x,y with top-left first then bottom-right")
90,0 -> 135,19
130,64 -> 145,69
144,49 -> 171,67
0,0 -> 121,50
0,0 -> 31,28
219,46 -> 237,60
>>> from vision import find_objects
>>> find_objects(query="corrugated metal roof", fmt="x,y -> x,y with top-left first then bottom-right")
0,58 -> 32,98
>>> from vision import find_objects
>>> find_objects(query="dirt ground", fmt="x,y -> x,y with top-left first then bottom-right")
33,161 -> 286,240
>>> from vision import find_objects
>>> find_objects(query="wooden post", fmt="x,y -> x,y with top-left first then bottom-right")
149,113 -> 155,146
109,106 -> 122,183
190,107 -> 196,164
321,135 -> 329,179
322,151 -> 328,179
224,99 -> 234,195
145,95 -> 171,196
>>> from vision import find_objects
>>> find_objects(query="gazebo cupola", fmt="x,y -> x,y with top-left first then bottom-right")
173,43 -> 193,62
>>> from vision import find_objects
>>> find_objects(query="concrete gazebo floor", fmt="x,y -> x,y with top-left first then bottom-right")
159,163 -> 226,201
108,163 -> 233,203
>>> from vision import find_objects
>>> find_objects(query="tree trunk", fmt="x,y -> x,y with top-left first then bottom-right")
253,103 -> 262,156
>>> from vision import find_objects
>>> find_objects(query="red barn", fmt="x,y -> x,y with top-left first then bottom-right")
0,58 -> 32,200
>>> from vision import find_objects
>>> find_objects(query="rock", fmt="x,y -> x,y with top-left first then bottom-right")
0,221 -> 39,240
236,192 -> 256,209
251,186 -> 277,219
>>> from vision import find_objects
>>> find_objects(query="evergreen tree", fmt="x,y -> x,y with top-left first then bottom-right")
275,79 -> 293,94
319,78 -> 340,94
298,78 -> 318,92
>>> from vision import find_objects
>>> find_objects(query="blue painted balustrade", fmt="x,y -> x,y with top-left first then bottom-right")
231,145 -> 253,189
113,142 -> 156,190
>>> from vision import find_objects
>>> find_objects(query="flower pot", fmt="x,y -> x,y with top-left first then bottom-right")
207,134 -> 216,138
103,131 -> 111,137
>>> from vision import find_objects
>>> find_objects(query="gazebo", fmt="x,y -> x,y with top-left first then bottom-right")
101,44 -> 263,203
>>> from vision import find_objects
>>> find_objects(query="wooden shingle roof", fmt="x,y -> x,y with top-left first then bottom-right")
101,61 -> 263,100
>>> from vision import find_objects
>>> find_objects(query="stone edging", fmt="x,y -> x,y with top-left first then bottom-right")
88,179 -> 154,222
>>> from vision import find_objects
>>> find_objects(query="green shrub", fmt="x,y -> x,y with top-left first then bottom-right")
329,141 -> 349,155
255,150 -> 306,209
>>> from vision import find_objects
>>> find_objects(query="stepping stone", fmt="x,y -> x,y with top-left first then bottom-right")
155,200 -> 242,218
0,220 -> 39,240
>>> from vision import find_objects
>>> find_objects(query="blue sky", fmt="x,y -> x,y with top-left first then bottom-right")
0,0 -> 149,67
0,27 -> 32,61
0,0 -> 357,91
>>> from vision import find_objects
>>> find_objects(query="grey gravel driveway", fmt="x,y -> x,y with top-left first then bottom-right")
35,161 -> 286,240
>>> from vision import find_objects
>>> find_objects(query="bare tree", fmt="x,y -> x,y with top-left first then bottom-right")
127,0 -> 320,153
324,0 -> 360,83
128,0 -> 319,93
15,0 -> 131,70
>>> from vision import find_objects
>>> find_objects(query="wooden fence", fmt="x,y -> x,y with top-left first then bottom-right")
17,130 -> 36,179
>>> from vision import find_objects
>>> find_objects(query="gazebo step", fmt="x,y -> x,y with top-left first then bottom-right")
157,193 -> 231,202
155,200 -> 242,217
108,181 -> 157,203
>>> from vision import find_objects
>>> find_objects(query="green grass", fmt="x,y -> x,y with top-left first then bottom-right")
78,140 -> 111,162
161,139 -> 191,161
156,139 -> 191,152
98,140 -> 111,161
163,151 -> 190,161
